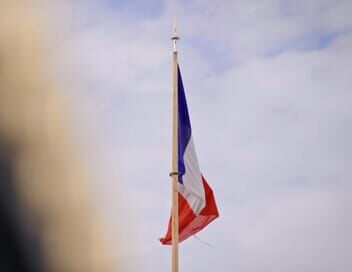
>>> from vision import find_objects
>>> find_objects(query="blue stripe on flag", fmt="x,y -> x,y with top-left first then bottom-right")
177,65 -> 192,184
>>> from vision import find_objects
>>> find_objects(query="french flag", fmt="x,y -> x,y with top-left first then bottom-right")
160,65 -> 219,245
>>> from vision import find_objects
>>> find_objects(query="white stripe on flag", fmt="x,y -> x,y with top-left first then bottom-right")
179,136 -> 206,214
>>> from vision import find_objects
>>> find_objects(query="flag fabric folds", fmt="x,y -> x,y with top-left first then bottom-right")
160,65 -> 219,245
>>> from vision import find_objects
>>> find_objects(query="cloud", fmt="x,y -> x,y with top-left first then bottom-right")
183,31 -> 352,272
222,188 -> 352,272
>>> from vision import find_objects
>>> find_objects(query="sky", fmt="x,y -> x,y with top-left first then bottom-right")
49,1 -> 352,271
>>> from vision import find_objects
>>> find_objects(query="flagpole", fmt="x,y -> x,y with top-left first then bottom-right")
171,21 -> 180,272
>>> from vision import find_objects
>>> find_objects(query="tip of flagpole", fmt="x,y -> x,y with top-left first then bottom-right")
171,17 -> 179,52
171,19 -> 179,40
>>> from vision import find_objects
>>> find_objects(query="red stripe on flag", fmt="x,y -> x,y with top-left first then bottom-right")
160,176 -> 219,245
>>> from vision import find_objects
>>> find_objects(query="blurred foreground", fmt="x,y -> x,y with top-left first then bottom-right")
0,1 -> 116,271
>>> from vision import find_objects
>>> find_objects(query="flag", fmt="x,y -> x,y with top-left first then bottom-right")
160,65 -> 219,245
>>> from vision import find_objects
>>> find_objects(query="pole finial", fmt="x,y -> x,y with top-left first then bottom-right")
171,17 -> 179,52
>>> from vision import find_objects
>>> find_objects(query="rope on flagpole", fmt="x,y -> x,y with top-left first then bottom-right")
193,235 -> 215,248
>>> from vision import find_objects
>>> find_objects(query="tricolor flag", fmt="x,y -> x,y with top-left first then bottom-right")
160,66 -> 219,245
